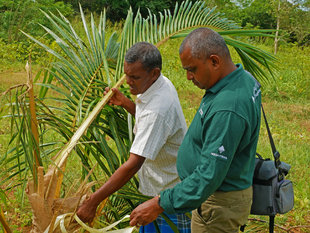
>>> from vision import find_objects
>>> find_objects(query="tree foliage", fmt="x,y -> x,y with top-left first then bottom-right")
0,0 -> 73,42
204,0 -> 310,46
64,0 -> 184,22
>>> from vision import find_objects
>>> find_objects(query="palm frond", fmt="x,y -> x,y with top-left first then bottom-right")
115,0 -> 276,82
115,1 -> 240,80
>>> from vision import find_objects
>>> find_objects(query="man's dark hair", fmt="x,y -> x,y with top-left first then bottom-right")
179,28 -> 231,60
125,42 -> 162,71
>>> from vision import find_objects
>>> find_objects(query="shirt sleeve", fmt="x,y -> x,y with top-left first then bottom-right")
160,111 -> 246,213
130,110 -> 172,160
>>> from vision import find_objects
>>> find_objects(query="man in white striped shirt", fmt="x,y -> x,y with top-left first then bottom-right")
77,42 -> 191,233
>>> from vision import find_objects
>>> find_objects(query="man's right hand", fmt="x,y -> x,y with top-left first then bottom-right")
104,87 -> 126,107
76,195 -> 98,224
104,87 -> 136,116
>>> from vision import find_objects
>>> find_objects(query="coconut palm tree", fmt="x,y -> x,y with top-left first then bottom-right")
1,0 -> 277,231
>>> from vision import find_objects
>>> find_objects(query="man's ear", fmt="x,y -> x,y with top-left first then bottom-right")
151,67 -> 161,80
209,55 -> 220,68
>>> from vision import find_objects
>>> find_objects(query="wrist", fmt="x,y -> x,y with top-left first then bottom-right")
122,97 -> 135,115
88,193 -> 102,208
156,195 -> 164,213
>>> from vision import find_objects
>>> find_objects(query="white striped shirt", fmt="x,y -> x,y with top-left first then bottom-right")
130,75 -> 187,196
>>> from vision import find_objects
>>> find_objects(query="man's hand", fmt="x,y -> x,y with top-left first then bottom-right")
130,196 -> 164,227
76,195 -> 98,224
104,87 -> 126,107
104,87 -> 135,115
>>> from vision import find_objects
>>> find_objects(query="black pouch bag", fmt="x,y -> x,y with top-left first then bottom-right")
250,106 -> 294,233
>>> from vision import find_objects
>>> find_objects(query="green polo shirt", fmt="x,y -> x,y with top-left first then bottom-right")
160,64 -> 261,214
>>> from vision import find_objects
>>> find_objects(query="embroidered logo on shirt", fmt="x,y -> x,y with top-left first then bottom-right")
211,145 -> 227,160
199,108 -> 203,115
218,145 -> 225,154
252,82 -> 261,103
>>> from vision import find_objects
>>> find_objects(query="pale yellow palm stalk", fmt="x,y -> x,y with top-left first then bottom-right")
26,61 -> 41,191
47,74 -> 126,199
27,74 -> 126,232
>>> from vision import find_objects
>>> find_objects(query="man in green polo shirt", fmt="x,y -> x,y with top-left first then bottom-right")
129,28 -> 261,233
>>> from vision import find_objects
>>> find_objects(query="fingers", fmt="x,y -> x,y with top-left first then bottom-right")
104,87 -> 110,96
76,200 -> 96,224
76,211 -> 94,224
130,206 -> 150,227
104,87 -> 116,106
130,198 -> 164,227
129,219 -> 136,226
104,87 -> 120,96
111,88 -> 120,94
129,211 -> 143,227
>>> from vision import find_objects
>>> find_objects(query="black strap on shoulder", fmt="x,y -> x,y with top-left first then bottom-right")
261,105 -> 281,170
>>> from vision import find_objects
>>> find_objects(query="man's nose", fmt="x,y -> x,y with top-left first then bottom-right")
187,71 -> 194,80
126,76 -> 133,85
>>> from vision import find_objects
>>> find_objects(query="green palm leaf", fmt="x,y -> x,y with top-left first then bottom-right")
115,0 -> 276,83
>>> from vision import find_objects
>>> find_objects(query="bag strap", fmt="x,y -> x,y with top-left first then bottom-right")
253,153 -> 264,178
261,105 -> 281,168
261,105 -> 285,181
269,216 -> 275,233
261,107 -> 283,232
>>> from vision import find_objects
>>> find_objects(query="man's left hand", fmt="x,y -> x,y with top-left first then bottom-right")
130,196 -> 164,227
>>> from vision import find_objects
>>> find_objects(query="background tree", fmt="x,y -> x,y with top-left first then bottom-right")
63,0 -> 184,22
204,0 -> 310,47
284,0 -> 310,46
0,0 -> 73,42
274,0 -> 281,54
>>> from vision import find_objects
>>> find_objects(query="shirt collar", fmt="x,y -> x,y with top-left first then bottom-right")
206,64 -> 243,95
136,74 -> 163,104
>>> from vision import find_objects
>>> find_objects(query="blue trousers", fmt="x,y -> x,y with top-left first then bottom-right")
139,212 -> 191,233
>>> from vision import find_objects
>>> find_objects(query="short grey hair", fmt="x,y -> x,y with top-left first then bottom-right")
179,28 -> 230,60
125,42 -> 162,71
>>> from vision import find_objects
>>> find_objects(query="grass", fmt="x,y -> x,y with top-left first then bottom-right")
1,38 -> 310,232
